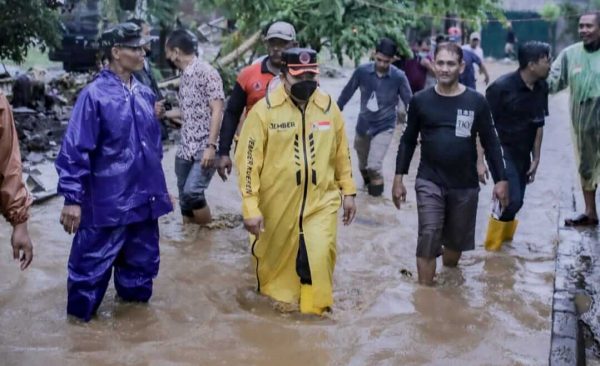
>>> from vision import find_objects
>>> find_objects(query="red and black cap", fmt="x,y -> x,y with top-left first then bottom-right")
281,48 -> 319,76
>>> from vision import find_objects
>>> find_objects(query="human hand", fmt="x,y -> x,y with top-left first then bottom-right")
526,159 -> 539,184
477,160 -> 489,184
154,100 -> 166,119
244,216 -> 264,238
392,175 -> 407,209
60,205 -> 81,234
11,222 -> 33,270
201,147 -> 216,169
217,155 -> 233,181
493,181 -> 509,208
342,195 -> 356,225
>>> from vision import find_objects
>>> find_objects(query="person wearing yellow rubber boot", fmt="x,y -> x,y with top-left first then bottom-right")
235,48 -> 357,315
482,41 -> 551,250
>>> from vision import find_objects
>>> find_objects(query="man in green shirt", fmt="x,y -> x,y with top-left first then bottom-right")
548,11 -> 600,226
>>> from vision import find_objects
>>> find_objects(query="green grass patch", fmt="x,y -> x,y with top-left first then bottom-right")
1,47 -> 62,70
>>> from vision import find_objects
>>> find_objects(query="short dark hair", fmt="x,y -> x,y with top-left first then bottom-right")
166,28 -> 198,55
434,42 -> 463,63
376,37 -> 397,57
518,41 -> 551,70
581,11 -> 600,26
102,47 -> 114,63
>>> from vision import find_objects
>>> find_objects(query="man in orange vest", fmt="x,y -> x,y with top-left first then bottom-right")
217,21 -> 297,180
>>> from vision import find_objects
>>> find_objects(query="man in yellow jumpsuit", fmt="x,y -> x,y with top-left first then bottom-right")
235,48 -> 357,315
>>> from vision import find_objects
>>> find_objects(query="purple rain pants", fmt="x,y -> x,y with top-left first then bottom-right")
67,219 -> 160,321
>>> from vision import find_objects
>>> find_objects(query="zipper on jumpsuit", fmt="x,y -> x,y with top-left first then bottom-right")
297,106 -> 311,284
298,107 -> 309,237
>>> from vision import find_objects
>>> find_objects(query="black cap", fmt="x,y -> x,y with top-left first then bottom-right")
376,38 -> 397,57
281,48 -> 319,76
100,22 -> 152,48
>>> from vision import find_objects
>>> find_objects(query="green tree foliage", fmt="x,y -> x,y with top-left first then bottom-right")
0,0 -> 60,63
208,0 -> 504,65
415,0 -> 504,25
147,0 -> 183,26
540,3 -> 560,52
540,3 -> 560,22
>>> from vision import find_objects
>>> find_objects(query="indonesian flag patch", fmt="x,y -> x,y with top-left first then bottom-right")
312,121 -> 331,131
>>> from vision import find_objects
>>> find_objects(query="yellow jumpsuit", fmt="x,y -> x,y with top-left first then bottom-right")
235,84 -> 356,311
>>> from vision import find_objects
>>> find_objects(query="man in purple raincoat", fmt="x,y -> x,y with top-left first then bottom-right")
55,23 -> 173,322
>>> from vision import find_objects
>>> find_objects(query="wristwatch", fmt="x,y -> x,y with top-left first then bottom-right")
206,142 -> 217,150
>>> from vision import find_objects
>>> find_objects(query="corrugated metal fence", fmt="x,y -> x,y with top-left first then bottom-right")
481,11 -> 552,59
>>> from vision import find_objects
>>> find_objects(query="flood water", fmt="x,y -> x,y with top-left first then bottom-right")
0,62 -> 574,365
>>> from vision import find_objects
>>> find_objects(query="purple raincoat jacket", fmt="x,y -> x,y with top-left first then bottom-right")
55,69 -> 172,227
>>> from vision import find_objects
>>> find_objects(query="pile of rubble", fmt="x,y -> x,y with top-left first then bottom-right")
0,66 -> 91,202
3,66 -> 92,164
13,107 -> 69,163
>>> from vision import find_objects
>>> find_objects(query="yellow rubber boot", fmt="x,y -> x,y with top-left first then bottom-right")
484,216 -> 508,251
300,285 -> 324,315
503,219 -> 519,241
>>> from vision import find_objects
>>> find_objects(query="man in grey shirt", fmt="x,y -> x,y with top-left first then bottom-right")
337,38 -> 412,196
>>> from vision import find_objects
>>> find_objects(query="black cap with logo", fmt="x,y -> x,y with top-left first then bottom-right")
99,22 -> 152,48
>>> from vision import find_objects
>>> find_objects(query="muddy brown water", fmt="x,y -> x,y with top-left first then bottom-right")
0,62 -> 574,365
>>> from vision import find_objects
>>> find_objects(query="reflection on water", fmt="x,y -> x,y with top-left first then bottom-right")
0,63 -> 565,365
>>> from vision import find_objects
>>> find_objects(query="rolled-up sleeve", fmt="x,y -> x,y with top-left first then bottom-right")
0,93 -> 31,225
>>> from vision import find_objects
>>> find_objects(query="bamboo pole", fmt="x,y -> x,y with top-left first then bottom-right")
157,30 -> 262,90
215,31 -> 262,68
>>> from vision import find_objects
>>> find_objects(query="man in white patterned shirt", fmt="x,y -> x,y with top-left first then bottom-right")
165,29 -> 225,224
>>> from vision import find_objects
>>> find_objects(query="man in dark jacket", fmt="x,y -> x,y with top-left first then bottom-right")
482,41 -> 550,250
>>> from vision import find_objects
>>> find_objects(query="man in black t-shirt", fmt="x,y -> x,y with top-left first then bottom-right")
392,43 -> 508,286
482,41 -> 550,251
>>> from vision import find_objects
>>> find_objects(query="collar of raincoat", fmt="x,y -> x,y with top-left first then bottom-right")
99,68 -> 140,90
268,82 -> 332,112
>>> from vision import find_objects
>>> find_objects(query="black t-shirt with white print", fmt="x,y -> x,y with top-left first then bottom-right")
395,87 -> 506,189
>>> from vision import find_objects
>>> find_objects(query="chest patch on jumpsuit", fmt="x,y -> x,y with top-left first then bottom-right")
269,121 -> 296,131
312,121 -> 331,131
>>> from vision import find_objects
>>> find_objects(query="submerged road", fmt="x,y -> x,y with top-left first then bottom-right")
0,61 -> 577,365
